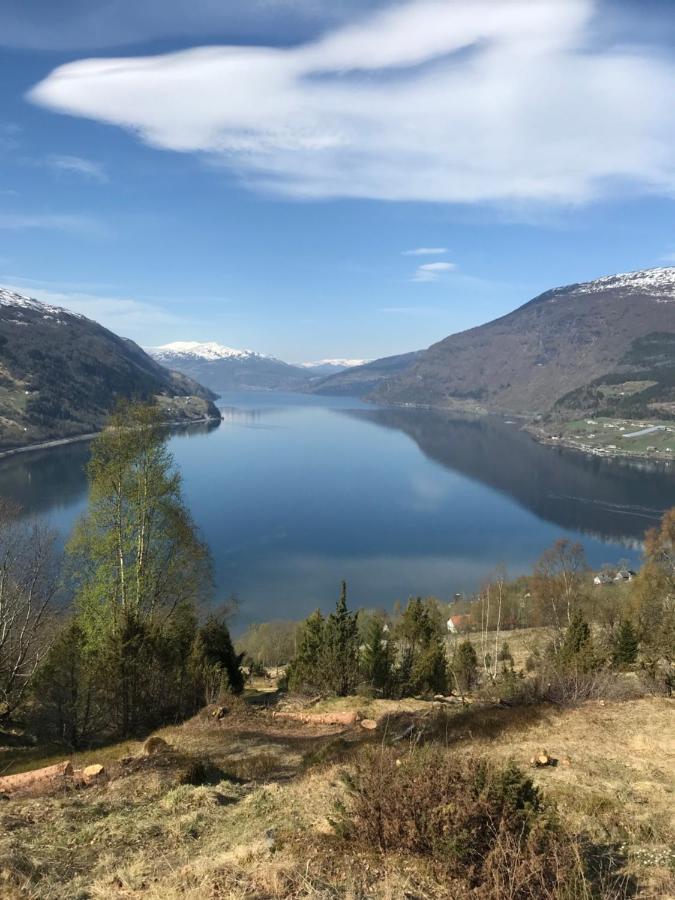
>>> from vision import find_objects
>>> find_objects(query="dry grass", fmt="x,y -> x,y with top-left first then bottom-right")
0,692 -> 673,898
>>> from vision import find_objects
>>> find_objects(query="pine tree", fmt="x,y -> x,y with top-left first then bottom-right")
612,620 -> 639,668
452,639 -> 478,693
361,617 -> 392,695
559,610 -> 597,673
286,610 -> 326,692
323,582 -> 360,696
395,597 -> 448,696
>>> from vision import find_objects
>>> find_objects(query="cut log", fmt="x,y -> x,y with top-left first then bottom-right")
271,710 -> 359,727
0,761 -> 73,794
360,719 -> 378,730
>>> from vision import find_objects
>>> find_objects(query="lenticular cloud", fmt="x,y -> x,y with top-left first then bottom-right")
28,0 -> 675,205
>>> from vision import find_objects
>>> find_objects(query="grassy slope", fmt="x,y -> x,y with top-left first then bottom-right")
1,666 -> 673,899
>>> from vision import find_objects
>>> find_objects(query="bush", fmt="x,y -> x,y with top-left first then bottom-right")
337,747 -> 591,898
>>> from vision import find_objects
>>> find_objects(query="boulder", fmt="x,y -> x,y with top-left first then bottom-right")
82,764 -> 105,782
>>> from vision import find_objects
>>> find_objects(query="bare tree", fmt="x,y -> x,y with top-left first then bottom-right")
0,500 -> 58,721
532,539 -> 589,644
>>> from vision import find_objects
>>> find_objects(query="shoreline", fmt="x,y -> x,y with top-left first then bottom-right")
0,415 -> 222,461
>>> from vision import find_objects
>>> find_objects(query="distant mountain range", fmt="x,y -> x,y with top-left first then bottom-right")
3,265 -> 673,452
146,342 -> 368,392
317,268 -> 675,420
0,290 -> 220,451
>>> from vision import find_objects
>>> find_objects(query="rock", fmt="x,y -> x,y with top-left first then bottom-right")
360,719 -> 378,730
142,736 -> 170,757
82,764 -> 105,782
561,755 -> 572,767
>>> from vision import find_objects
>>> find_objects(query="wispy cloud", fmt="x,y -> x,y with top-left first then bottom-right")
403,247 -> 447,256
0,281 -> 183,341
0,212 -> 106,236
45,154 -> 108,182
412,261 -> 456,283
27,0 -> 675,205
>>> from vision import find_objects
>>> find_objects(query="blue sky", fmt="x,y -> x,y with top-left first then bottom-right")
1,0 -> 675,361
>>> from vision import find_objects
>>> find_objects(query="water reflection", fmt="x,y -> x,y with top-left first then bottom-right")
344,408 -> 673,544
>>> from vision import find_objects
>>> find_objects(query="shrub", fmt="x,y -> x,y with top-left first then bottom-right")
337,747 -> 591,898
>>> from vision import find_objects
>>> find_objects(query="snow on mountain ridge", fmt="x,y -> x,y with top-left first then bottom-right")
0,287 -> 84,319
148,341 -> 272,362
300,358 -> 370,369
571,267 -> 675,300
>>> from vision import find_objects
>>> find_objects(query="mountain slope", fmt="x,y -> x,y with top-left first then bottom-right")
310,350 -> 422,396
147,341 -> 314,392
374,268 -> 675,415
0,289 -> 220,450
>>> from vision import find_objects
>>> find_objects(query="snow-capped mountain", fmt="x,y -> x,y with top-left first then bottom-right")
299,358 -> 371,375
0,287 -> 219,451
570,267 -> 675,301
0,287 -> 85,320
146,341 -> 312,393
374,266 -> 675,414
147,341 -> 273,363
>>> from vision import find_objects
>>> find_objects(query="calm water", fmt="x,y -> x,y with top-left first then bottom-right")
2,392 -> 675,630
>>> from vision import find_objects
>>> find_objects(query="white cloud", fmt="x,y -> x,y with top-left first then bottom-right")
46,154 -> 108,182
0,213 -> 106,236
403,247 -> 447,256
27,0 -> 675,205
412,261 -> 456,283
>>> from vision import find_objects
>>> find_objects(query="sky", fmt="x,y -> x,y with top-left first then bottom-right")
1,0 -> 675,362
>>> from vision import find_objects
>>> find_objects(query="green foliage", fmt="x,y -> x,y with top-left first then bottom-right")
286,609 -> 326,693
323,582 -> 360,696
612,620 -> 639,668
53,402 -> 215,738
558,610 -> 597,673
452,639 -> 478,693
360,616 -> 393,695
286,584 -> 360,696
338,747 -> 589,897
394,597 -> 448,696
191,615 -> 245,701
29,620 -> 105,748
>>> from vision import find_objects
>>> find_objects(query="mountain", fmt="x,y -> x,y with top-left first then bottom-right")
147,341 -> 313,392
310,350 -> 422,395
0,289 -> 220,451
299,358 -> 371,376
146,342 -> 369,392
372,268 -> 675,416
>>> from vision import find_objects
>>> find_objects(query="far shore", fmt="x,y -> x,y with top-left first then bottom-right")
0,414 -> 222,461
